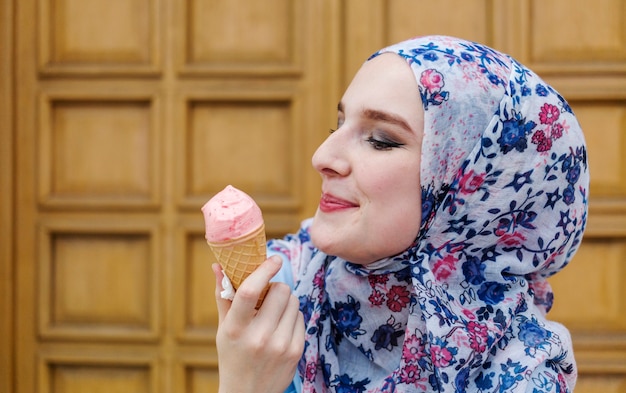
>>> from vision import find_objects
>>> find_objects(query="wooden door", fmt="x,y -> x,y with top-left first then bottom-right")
5,1 -> 626,392
10,1 -> 335,392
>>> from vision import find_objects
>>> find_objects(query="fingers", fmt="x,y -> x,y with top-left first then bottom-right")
255,282 -> 292,326
272,293 -> 303,345
290,309 -> 305,365
228,255 -> 284,325
248,289 -> 304,371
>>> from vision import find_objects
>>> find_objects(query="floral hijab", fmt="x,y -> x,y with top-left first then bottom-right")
268,35 -> 588,393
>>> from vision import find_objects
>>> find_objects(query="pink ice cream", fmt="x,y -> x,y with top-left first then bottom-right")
201,185 -> 263,243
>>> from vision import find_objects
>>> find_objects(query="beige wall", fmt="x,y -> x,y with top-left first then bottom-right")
2,1 -> 626,392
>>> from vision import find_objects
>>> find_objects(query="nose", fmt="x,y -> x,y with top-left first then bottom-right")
311,129 -> 351,177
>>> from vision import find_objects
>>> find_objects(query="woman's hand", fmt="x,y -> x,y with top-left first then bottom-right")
213,255 -> 305,393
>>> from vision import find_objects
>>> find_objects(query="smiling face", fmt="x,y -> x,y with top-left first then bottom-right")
310,53 -> 424,265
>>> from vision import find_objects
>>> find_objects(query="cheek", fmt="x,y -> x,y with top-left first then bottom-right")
366,160 -> 422,233
366,159 -> 421,198
363,161 -> 409,191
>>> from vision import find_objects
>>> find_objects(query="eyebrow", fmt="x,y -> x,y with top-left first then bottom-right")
337,102 -> 413,134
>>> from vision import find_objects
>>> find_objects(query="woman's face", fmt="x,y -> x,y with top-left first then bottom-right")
310,53 -> 424,265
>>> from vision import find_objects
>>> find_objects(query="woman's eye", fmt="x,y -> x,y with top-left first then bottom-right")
367,136 -> 404,151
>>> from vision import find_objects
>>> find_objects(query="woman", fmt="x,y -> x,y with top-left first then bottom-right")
212,35 -> 589,393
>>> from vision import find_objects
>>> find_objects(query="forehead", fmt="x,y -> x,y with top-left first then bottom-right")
345,53 -> 416,96
340,53 -> 423,129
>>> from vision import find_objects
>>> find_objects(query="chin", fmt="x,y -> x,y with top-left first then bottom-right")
310,219 -> 344,257
310,229 -> 366,264
309,218 -> 331,251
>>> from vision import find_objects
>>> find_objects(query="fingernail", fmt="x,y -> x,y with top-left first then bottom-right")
270,255 -> 282,264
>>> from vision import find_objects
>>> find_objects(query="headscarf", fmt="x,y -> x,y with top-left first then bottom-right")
268,35 -> 588,393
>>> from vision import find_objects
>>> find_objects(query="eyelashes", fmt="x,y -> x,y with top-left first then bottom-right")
367,136 -> 404,150
328,124 -> 405,151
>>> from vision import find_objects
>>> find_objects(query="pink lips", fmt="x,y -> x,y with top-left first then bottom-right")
319,193 -> 358,213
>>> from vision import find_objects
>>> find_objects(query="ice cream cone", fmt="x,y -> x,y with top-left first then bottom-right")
207,223 -> 268,308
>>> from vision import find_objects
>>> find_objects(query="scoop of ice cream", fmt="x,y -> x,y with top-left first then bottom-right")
201,185 -> 263,243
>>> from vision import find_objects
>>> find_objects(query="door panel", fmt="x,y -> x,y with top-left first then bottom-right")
15,1 -> 333,392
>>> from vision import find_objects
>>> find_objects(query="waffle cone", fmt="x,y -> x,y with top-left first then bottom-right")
208,223 -> 268,307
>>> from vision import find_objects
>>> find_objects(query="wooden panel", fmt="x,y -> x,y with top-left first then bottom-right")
577,349 -> 626,372
575,349 -> 626,392
549,238 -> 626,333
50,365 -> 150,393
38,218 -> 160,341
584,214 -> 626,238
179,0 -> 301,75
178,91 -> 302,210
0,0 -> 14,390
38,0 -> 160,75
571,101 -> 626,199
343,0 -> 494,92
528,0 -> 626,74
174,352 -> 219,393
38,93 -> 161,209
185,366 -> 219,393
39,346 -> 158,393
386,0 -> 492,45
575,375 -> 626,393
52,235 -> 150,324
188,100 -> 291,194
341,0 -> 386,89
177,229 -> 219,342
